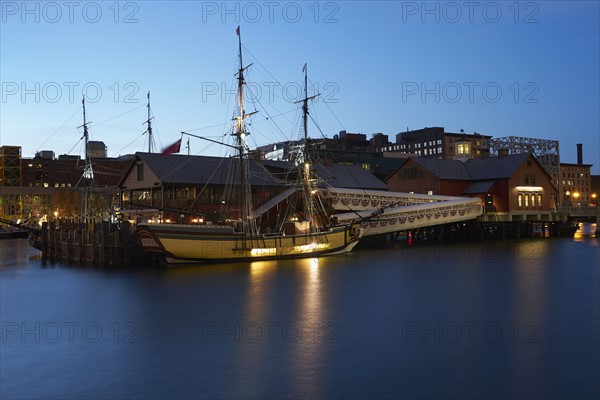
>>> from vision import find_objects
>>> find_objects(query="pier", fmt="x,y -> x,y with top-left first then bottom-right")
38,218 -> 148,265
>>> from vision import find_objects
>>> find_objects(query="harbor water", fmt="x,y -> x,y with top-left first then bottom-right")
1,224 -> 599,399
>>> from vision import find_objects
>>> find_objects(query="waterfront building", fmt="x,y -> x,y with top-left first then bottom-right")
384,152 -> 559,221
117,152 -> 387,224
0,144 -> 132,220
559,144 -> 593,205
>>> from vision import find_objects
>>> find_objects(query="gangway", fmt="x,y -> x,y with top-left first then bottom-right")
324,188 -> 483,236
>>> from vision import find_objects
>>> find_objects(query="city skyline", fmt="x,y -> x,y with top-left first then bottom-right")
1,1 -> 599,172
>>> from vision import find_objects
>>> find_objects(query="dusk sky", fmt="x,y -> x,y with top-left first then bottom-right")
1,1 -> 598,172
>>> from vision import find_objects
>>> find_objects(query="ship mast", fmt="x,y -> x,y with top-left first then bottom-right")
78,96 -> 94,217
299,64 -> 319,233
80,97 -> 93,180
233,26 -> 258,235
144,91 -> 155,153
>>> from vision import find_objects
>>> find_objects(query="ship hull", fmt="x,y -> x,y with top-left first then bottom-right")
137,223 -> 361,264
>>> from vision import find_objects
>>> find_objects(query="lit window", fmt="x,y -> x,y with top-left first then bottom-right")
524,194 -> 529,207
537,194 -> 542,207
457,143 -> 470,154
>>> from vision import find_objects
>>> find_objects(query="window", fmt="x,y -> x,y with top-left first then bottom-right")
537,194 -> 542,207
457,143 -> 470,154
525,176 -> 529,185
530,194 -> 535,207
524,194 -> 529,207
518,194 -> 523,207
136,164 -> 144,181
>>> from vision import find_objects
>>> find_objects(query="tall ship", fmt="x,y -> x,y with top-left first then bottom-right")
136,28 -> 362,263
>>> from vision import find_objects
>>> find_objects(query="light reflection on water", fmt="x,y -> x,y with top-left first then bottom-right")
574,222 -> 598,242
1,230 -> 599,399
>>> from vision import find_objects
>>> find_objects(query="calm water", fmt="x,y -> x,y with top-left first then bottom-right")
1,224 -> 599,399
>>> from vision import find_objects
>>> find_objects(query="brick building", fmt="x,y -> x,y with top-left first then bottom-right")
384,153 -> 558,220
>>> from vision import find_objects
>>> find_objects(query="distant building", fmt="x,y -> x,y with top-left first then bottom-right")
384,153 -> 558,220
394,127 -> 492,160
256,133 -> 405,180
559,144 -> 593,205
591,175 -> 599,205
0,145 -> 133,219
87,141 -> 107,159
0,146 -> 22,186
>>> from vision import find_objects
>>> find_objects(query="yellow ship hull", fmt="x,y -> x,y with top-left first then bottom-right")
137,223 -> 361,263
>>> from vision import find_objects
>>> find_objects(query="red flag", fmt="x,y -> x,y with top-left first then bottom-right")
161,138 -> 181,154
236,26 -> 240,36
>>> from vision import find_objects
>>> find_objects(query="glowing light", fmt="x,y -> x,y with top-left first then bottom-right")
294,243 -> 330,253
165,219 -> 171,223
192,218 -> 198,223
572,192 -> 580,198
515,186 -> 543,192
250,248 -> 277,257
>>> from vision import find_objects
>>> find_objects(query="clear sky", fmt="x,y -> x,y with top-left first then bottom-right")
1,1 -> 598,172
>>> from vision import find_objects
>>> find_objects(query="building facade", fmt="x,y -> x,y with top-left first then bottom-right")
559,144 -> 593,205
384,153 -> 558,220
393,127 -> 492,160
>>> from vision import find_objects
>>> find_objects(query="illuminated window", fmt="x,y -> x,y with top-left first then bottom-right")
457,143 -> 470,154
530,194 -> 535,207
537,194 -> 542,207
525,194 -> 529,207
518,194 -> 523,207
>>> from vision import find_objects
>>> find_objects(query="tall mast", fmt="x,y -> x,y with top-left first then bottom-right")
144,91 -> 154,153
78,96 -> 94,217
298,63 -> 320,232
232,26 -> 257,235
80,96 -> 93,180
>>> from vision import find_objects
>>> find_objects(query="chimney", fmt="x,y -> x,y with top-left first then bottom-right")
577,143 -> 583,165
498,148 -> 509,158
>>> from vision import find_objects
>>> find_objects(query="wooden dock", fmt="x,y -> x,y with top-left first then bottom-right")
39,218 -> 150,265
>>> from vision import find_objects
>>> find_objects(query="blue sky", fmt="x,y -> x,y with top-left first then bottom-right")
1,1 -> 598,172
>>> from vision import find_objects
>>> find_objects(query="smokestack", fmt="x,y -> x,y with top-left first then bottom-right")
577,143 -> 583,165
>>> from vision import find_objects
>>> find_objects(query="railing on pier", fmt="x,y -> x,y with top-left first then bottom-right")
328,188 -> 484,236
